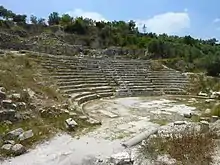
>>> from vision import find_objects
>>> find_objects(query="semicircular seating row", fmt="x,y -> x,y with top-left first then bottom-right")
31,54 -> 189,106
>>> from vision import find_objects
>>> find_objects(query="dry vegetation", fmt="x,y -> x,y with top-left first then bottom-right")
188,73 -> 220,94
139,130 -> 217,165
0,52 -> 62,100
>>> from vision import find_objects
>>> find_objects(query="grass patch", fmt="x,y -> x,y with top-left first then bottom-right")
139,130 -> 217,165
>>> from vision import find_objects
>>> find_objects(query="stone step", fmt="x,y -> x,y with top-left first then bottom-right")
76,94 -> 99,105
51,75 -> 105,79
56,77 -> 109,82
59,84 -> 111,90
57,81 -> 114,86
55,69 -> 104,73
150,76 -> 186,79
71,92 -> 94,100
127,82 -> 153,86
153,88 -> 186,92
153,84 -> 188,88
63,86 -> 113,94
96,92 -> 114,98
50,72 -> 104,76
151,78 -> 188,81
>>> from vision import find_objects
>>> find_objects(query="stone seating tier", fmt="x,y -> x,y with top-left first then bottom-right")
30,54 -> 190,106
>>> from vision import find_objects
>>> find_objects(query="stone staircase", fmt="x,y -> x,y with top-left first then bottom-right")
29,54 -> 189,106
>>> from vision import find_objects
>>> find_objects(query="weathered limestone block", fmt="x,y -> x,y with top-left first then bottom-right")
1,144 -> 13,152
18,130 -> 34,141
65,118 -> 78,130
11,144 -> 26,156
5,128 -> 24,140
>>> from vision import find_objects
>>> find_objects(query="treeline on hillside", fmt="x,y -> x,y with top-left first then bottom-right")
1,5 -> 220,76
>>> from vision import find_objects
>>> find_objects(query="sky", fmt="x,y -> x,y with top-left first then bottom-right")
1,0 -> 220,40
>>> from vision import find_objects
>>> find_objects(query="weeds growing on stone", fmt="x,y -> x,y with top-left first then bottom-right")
139,130 -> 217,165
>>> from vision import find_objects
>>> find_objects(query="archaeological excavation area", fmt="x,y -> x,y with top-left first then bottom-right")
1,52 -> 220,165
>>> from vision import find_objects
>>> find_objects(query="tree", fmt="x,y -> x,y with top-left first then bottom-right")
48,12 -> 60,25
12,14 -> 27,24
128,20 -> 136,32
96,21 -> 105,29
183,35 -> 195,46
0,6 -> 7,18
60,14 -> 72,26
0,6 -> 15,20
38,18 -> 46,26
205,38 -> 218,46
30,15 -> 37,24
64,17 -> 88,34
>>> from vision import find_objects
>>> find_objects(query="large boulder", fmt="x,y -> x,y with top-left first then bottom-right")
18,130 -> 34,141
5,128 -> 24,140
11,144 -> 26,156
